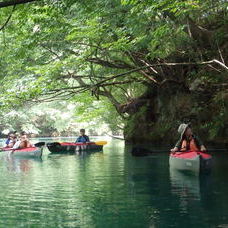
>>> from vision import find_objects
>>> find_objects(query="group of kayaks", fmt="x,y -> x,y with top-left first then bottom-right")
0,140 -> 212,174
49,141 -> 212,174
0,141 -> 107,158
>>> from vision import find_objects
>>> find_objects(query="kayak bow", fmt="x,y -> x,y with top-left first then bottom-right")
169,151 -> 212,173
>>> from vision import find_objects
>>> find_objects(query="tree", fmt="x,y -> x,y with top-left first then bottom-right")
0,0 -> 227,143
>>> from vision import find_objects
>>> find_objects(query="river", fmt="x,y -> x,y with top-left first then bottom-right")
0,137 -> 227,227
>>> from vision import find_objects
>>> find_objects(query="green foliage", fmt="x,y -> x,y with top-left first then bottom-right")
0,99 -> 120,136
0,0 -> 227,142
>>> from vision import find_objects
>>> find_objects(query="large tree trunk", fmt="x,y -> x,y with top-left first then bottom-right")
123,82 -> 228,146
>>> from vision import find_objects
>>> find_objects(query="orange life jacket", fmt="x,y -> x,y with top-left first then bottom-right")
19,141 -> 27,149
19,140 -> 32,149
180,138 -> 200,151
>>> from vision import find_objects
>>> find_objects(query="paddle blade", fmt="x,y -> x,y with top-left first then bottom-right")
95,141 -> 107,146
34,142 -> 45,147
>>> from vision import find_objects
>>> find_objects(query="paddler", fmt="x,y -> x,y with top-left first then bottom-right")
4,132 -> 17,148
75,129 -> 90,151
13,132 -> 33,149
171,123 -> 207,152
75,129 -> 90,143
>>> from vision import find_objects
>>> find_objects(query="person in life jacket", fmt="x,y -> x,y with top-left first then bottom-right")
75,129 -> 90,143
13,132 -> 33,149
170,123 -> 206,152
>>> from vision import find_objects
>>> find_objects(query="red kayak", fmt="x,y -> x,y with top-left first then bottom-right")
0,142 -> 45,157
1,147 -> 13,151
169,151 -> 212,173
1,147 -> 43,157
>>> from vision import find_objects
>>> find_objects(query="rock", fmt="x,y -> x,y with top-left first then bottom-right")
131,146 -> 152,156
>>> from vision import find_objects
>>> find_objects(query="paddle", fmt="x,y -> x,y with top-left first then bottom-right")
95,141 -> 107,146
34,142 -> 45,147
47,142 -> 61,147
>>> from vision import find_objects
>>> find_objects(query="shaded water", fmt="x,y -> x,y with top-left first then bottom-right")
0,138 -> 228,227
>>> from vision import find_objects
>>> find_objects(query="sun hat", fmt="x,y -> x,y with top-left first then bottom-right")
178,123 -> 189,139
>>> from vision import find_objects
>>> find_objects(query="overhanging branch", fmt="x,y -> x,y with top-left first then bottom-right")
0,5 -> 15,31
96,59 -> 228,86
0,0 -> 37,8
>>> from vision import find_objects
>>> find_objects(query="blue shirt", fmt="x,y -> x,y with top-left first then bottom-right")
76,135 -> 90,143
5,138 -> 11,145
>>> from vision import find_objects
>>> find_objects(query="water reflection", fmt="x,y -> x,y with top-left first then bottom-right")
169,169 -> 199,219
169,167 -> 214,217
47,150 -> 103,157
170,169 -> 201,201
2,153 -> 42,174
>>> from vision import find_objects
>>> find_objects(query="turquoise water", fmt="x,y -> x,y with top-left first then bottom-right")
0,138 -> 227,227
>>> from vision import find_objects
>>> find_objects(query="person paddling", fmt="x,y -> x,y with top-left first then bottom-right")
171,123 -> 206,153
13,132 -> 33,149
75,129 -> 90,143
4,133 -> 17,148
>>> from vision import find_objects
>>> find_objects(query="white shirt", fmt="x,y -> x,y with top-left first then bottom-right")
13,141 -> 21,149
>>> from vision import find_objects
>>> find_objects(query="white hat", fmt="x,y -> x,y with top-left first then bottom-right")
178,123 -> 189,139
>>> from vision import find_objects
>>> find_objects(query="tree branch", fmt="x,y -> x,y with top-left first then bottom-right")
87,57 -> 134,69
95,59 -> 228,87
60,74 -> 107,80
0,0 -> 37,8
0,5 -> 16,31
